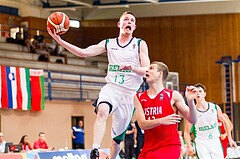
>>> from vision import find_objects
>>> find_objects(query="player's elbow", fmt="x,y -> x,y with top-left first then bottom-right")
76,51 -> 87,58
137,120 -> 147,130
139,125 -> 148,130
137,122 -> 144,130
189,118 -> 197,124
75,53 -> 87,58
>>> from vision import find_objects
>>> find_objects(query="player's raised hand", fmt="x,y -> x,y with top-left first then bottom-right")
185,85 -> 197,101
119,64 -> 134,71
47,27 -> 62,43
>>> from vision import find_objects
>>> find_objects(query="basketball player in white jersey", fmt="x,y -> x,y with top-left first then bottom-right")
184,83 -> 237,159
47,11 -> 150,159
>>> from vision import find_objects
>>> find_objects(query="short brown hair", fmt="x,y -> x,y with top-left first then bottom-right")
194,83 -> 206,91
39,132 -> 45,137
152,61 -> 169,81
120,11 -> 135,19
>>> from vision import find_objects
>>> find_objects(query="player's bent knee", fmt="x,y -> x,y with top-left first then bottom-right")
97,107 -> 109,118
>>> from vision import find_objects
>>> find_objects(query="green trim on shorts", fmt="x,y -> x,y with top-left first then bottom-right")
114,129 -> 127,142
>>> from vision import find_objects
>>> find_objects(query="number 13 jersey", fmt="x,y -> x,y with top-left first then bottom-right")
105,37 -> 143,91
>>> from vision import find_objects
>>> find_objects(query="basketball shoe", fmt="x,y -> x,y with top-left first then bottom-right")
90,148 -> 99,159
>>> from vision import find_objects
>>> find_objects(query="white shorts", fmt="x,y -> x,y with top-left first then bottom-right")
194,138 -> 224,159
97,83 -> 135,141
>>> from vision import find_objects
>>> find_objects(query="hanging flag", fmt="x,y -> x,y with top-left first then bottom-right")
0,66 -> 17,109
1,66 -> 8,108
30,69 -> 45,111
0,66 -> 2,108
0,66 -> 31,110
0,66 -> 44,111
16,67 -> 31,110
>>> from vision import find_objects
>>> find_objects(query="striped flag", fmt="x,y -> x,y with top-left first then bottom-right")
1,66 -> 17,109
0,66 -> 31,110
16,67 -> 31,110
1,66 -> 9,109
0,66 -> 44,111
0,66 -> 2,108
30,69 -> 45,111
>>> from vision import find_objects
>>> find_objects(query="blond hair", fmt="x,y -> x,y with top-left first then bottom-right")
152,61 -> 169,81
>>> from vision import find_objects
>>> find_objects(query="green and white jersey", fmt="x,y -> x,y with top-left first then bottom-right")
105,37 -> 143,91
192,102 -> 220,140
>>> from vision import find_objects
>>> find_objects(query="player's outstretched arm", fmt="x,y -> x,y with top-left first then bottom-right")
47,27 -> 106,58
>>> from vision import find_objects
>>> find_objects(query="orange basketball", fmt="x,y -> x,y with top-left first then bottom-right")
47,12 -> 70,35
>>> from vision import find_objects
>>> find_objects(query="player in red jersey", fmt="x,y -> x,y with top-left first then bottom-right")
218,113 -> 233,158
134,61 -> 198,159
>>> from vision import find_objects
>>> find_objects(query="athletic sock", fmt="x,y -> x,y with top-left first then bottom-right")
92,144 -> 100,149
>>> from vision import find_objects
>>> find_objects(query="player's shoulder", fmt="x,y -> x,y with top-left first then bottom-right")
136,91 -> 147,97
208,102 -> 220,110
134,37 -> 146,42
137,39 -> 148,49
208,101 -> 218,107
170,89 -> 183,101
103,37 -> 117,45
163,88 -> 175,96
